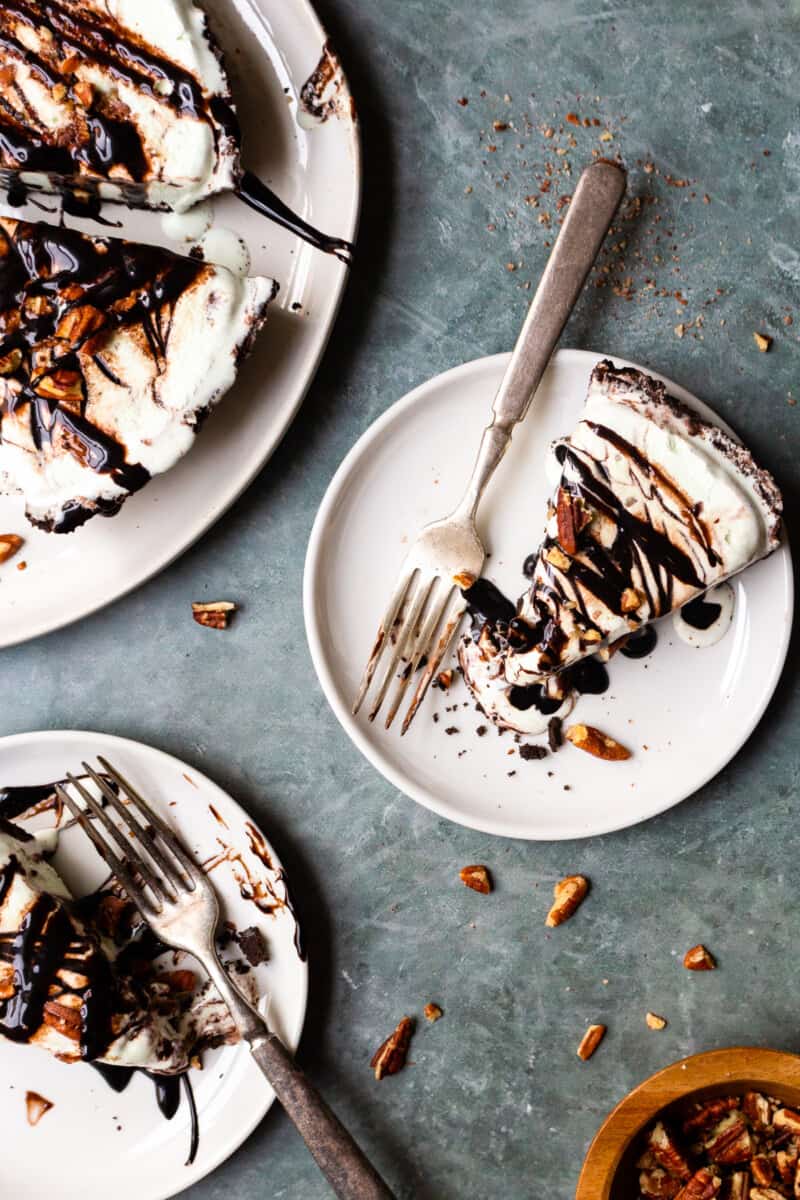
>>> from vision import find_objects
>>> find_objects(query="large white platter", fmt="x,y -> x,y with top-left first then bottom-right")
0,0 -> 361,649
304,349 -> 793,841
0,729 -> 308,1200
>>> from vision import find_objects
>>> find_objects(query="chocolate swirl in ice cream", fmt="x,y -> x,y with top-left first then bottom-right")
0,216 -> 276,531
0,0 -> 239,212
0,218 -> 204,526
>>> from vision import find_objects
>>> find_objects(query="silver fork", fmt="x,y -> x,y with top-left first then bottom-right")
353,159 -> 626,734
56,758 -> 395,1200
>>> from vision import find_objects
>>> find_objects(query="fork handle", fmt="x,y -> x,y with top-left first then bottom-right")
250,1033 -> 396,1200
205,956 -> 395,1199
457,159 -> 626,520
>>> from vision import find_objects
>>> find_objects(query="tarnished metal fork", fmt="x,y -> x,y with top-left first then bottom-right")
353,160 -> 626,733
57,758 -> 395,1200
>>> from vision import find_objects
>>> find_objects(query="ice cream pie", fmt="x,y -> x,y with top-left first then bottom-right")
0,217 -> 276,532
460,360 -> 783,733
0,0 -> 240,213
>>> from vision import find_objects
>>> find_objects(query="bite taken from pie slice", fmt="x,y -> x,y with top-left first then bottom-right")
460,359 -> 783,731
0,0 -> 240,213
0,217 -> 276,532
0,818 -> 236,1072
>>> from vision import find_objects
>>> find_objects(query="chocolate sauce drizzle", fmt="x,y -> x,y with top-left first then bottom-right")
680,594 -> 723,630
0,793 -> 205,1163
0,219 -> 205,530
463,579 -> 616,715
237,170 -> 354,266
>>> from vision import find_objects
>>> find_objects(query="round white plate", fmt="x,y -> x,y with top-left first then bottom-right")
0,0 -> 361,649
304,349 -> 793,841
0,730 -> 308,1200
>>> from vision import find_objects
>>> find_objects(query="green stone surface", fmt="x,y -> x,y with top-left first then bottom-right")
5,1 -> 799,1196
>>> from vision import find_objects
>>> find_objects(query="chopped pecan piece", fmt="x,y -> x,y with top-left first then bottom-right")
545,544 -> 572,572
646,1011 -> 668,1030
683,944 -> 716,971
453,571 -> 476,590
371,1016 -> 413,1081
674,1168 -> 721,1199
0,533 -> 23,564
753,332 -> 772,353
621,586 -> 645,613
649,1122 -> 692,1181
192,600 -> 238,630
25,1092 -> 53,1127
545,874 -> 589,927
577,1023 -> 606,1061
460,864 -> 492,894
565,723 -> 632,761
424,1003 -> 443,1023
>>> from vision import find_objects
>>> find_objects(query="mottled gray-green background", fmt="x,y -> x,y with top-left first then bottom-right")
7,1 -> 800,1197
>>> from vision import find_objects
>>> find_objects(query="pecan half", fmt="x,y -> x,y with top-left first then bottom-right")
773,1108 -> 800,1136
749,1190 -> 788,1200
460,864 -> 492,894
703,1113 -> 752,1164
640,1169 -> 681,1199
750,1155 -> 774,1185
0,533 -> 23,564
576,1023 -> 606,1061
648,1122 -> 692,1180
674,1169 -> 721,1199
371,1016 -> 413,1081
556,488 -> 591,555
565,723 -> 632,761
545,874 -> 589,927
775,1146 -> 798,1182
726,1173 -> 749,1200
683,1097 -> 739,1134
683,945 -> 716,971
192,601 -> 238,630
743,1091 -> 773,1129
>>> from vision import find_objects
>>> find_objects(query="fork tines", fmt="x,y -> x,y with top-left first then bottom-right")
56,757 -> 198,916
352,567 -> 466,734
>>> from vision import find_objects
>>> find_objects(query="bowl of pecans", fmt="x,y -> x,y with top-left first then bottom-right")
576,1047 -> 800,1198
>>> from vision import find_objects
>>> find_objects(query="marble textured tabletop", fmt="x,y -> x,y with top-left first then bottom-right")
6,0 -> 799,1197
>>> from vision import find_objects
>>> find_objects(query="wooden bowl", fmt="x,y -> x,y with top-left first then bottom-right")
576,1047 -> 800,1198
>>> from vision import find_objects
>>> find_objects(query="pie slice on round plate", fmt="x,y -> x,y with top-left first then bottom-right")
0,217 -> 276,532
460,360 -> 783,727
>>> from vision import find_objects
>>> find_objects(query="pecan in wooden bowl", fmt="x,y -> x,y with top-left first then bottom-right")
577,1048 -> 800,1199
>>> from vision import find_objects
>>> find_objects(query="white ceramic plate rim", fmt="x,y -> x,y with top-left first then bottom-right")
303,348 -> 793,841
1,0 -> 362,651
0,728 -> 309,1200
